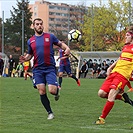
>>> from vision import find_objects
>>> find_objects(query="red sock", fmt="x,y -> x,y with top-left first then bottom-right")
100,100 -> 114,119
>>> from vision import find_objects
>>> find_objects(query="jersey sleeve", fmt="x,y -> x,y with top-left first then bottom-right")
51,34 -> 62,47
27,39 -> 33,55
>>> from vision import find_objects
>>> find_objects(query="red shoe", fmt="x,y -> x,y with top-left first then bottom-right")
127,88 -> 133,92
76,79 -> 80,86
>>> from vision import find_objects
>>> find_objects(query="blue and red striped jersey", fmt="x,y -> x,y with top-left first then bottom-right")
59,49 -> 70,66
27,33 -> 61,68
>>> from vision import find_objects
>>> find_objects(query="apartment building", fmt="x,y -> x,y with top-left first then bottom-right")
29,0 -> 84,35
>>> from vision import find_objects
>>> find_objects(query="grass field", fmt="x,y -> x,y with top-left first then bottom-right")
0,77 -> 133,133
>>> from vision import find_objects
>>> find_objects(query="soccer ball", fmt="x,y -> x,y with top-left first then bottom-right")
68,29 -> 82,42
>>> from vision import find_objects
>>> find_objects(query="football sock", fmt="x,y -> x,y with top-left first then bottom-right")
71,75 -> 78,81
100,100 -> 114,119
59,77 -> 62,87
40,94 -> 53,114
55,87 -> 59,96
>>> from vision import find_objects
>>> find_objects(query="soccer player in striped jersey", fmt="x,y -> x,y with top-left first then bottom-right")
95,26 -> 133,124
57,48 -> 80,88
19,18 -> 70,120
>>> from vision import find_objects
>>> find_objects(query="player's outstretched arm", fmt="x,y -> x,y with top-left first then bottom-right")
59,41 -> 70,56
19,54 -> 32,63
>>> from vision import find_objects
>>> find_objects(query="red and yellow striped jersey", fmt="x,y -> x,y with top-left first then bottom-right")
112,44 -> 133,80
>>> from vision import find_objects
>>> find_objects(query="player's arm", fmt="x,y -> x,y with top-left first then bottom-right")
19,54 -> 32,63
127,73 -> 133,92
106,59 -> 118,77
61,56 -> 69,60
58,41 -> 70,56
56,50 -> 69,61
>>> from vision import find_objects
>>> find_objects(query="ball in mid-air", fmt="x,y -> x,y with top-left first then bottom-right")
68,29 -> 82,42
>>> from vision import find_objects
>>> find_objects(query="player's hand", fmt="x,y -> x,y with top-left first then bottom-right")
19,55 -> 26,63
64,48 -> 70,56
106,68 -> 112,77
127,88 -> 133,92
56,57 -> 60,61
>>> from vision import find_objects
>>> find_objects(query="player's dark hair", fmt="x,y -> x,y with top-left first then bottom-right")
127,26 -> 133,39
127,26 -> 133,34
32,18 -> 43,25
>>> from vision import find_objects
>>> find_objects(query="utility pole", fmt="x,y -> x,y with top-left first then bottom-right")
91,5 -> 94,51
22,9 -> 24,55
2,11 -> 4,54
129,0 -> 131,26
68,6 -> 70,47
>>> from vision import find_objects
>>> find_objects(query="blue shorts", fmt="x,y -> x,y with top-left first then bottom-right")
32,66 -> 58,87
58,64 -> 71,75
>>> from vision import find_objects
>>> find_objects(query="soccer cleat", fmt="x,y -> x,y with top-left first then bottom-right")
55,94 -> 60,101
47,113 -> 54,120
122,93 -> 133,106
94,117 -> 105,125
76,79 -> 81,86
127,88 -> 133,92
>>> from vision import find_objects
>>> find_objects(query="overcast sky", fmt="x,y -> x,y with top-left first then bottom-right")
0,0 -> 123,20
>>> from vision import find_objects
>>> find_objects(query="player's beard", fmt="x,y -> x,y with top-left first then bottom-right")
34,28 -> 43,35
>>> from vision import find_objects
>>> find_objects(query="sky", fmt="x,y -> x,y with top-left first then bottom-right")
0,0 -> 122,20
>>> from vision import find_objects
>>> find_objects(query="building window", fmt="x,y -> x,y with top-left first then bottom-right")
34,6 -> 37,11
56,24 -> 61,27
49,12 -> 55,15
34,12 -> 37,17
49,18 -> 55,21
49,6 -> 55,9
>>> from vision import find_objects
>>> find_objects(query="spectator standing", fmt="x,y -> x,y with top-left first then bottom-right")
8,55 -> 15,77
15,62 -> 24,77
79,60 -> 88,78
0,56 -> 4,77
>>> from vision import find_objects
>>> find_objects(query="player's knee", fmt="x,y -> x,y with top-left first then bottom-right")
98,90 -> 106,98
38,89 -> 46,95
48,86 -> 57,95
37,85 -> 46,95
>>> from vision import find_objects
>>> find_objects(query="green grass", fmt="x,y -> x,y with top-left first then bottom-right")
0,77 -> 133,133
